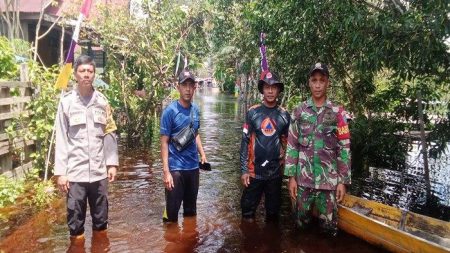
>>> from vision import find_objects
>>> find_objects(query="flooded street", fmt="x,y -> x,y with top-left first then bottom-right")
1,91 -> 384,252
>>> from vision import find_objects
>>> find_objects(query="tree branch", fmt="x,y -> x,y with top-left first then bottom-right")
389,0 -> 406,14
354,0 -> 383,12
37,14 -> 62,40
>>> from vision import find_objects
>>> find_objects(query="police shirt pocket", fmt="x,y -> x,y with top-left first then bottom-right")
93,108 -> 107,137
93,123 -> 106,137
68,110 -> 87,139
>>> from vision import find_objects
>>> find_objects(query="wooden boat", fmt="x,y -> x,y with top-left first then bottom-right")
338,195 -> 450,253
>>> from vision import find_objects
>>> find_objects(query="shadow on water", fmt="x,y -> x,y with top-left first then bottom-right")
0,89 -> 385,252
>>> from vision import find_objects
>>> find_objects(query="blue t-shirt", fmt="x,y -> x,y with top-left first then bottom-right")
160,101 -> 200,171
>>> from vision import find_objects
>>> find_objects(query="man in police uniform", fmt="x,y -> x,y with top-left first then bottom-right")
54,55 -> 118,247
285,63 -> 351,236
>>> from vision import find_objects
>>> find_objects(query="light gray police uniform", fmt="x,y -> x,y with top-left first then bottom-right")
54,88 -> 118,236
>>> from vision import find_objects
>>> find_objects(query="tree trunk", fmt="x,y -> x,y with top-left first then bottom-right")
1,0 -> 22,40
33,0 -> 45,62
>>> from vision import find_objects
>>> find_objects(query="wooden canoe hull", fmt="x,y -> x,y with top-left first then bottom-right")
338,195 -> 450,253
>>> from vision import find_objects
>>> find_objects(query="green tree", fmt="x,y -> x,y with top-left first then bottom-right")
87,0 -> 210,146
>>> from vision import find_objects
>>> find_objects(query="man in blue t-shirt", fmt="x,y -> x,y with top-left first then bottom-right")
160,69 -> 207,222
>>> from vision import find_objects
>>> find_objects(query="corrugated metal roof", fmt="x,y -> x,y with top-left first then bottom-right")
0,0 -> 53,14
0,0 -> 129,17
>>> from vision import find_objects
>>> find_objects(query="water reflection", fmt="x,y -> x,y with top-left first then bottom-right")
354,141 -> 450,221
164,217 -> 198,253
239,221 -> 282,253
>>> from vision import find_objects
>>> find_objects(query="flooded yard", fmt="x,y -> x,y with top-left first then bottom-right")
0,91 -> 392,252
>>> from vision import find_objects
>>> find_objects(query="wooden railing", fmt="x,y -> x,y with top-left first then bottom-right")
0,81 -> 35,178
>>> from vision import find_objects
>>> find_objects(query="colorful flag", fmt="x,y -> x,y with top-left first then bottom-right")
54,0 -> 93,89
259,32 -> 269,73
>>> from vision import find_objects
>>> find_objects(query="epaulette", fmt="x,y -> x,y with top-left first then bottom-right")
62,90 -> 73,97
96,90 -> 107,99
95,90 -> 109,103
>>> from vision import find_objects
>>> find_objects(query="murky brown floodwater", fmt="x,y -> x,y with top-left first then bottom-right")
0,90 -> 385,253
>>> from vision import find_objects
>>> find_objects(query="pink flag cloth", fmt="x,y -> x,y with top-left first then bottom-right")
80,0 -> 92,18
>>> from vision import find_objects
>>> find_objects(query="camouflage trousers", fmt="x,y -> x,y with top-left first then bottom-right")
293,186 -> 338,236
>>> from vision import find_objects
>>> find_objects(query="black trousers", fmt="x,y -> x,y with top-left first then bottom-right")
67,178 -> 109,236
164,169 -> 199,222
241,177 -> 282,221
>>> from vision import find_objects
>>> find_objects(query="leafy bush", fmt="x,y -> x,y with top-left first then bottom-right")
0,176 -> 24,208
6,61 -> 59,175
0,36 -> 18,80
27,180 -> 56,208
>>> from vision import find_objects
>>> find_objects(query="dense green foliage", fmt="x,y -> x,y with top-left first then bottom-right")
5,62 -> 59,174
0,36 -> 18,80
0,38 -> 58,209
0,175 -> 24,208
0,175 -> 55,209
88,0 -> 209,145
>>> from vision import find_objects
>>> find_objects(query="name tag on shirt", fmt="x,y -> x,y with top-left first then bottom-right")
69,111 -> 86,126
93,108 -> 107,125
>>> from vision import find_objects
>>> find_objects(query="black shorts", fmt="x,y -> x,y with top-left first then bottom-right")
163,169 -> 200,222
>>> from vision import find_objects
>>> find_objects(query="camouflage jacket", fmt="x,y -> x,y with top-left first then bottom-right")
284,98 -> 351,190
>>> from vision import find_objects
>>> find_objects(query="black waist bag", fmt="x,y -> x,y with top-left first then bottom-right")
171,109 -> 196,152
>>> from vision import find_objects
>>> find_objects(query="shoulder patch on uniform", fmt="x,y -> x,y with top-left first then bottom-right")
336,105 -> 350,140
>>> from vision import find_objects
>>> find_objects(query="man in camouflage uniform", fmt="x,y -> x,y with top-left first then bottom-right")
284,63 -> 351,236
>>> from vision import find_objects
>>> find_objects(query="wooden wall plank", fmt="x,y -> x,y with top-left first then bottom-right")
0,96 -> 31,106
0,81 -> 33,88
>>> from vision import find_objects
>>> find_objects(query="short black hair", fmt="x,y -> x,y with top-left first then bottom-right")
73,55 -> 96,72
